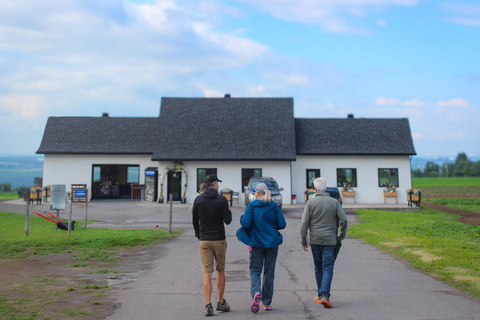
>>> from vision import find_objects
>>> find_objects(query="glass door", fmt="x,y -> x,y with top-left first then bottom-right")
167,171 -> 182,201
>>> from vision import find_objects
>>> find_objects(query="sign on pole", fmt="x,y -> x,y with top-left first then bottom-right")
50,184 -> 66,210
70,184 -> 89,233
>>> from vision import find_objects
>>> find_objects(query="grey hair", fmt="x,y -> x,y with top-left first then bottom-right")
314,177 -> 327,192
257,189 -> 271,201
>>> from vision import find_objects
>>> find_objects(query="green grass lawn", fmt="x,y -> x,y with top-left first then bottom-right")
425,198 -> 480,212
412,177 -> 480,197
0,191 -> 19,200
0,212 -> 180,260
0,211 -> 181,319
349,207 -> 480,299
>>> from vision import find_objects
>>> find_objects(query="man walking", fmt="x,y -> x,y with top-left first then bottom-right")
192,174 -> 233,316
300,177 -> 348,308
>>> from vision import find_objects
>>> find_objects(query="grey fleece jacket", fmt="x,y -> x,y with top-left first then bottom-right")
300,193 -> 348,246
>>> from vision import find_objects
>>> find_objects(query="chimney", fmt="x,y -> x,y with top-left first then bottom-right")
102,113 -> 109,117
224,93 -> 231,98
347,114 -> 354,119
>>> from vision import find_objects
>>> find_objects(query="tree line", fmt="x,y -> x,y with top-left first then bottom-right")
412,153 -> 480,178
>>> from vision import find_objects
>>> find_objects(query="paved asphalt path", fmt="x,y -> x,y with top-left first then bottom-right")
2,200 -> 480,319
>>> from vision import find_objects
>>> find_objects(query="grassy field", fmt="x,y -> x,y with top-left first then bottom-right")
0,212 -> 180,319
412,177 -> 480,197
349,208 -> 480,299
425,198 -> 480,212
0,191 -> 19,200
349,177 -> 480,299
0,212 -> 180,259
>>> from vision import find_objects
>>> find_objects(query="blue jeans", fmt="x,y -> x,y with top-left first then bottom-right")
311,244 -> 336,298
250,246 -> 279,306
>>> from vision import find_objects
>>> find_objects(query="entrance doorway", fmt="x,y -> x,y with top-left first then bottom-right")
167,171 -> 182,202
92,165 -> 139,200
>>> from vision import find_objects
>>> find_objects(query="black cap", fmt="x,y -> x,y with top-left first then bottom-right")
204,174 -> 222,183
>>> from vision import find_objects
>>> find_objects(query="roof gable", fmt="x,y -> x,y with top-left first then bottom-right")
295,118 -> 416,155
151,97 -> 297,161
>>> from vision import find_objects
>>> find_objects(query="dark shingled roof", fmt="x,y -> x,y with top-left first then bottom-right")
36,116 -> 157,154
36,100 -> 416,158
295,118 -> 416,155
151,97 -> 297,161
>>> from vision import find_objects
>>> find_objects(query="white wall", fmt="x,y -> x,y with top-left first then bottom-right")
43,154 -> 412,204
176,161 -> 292,206
43,154 -> 160,201
291,155 -> 412,204
43,156 -> 292,205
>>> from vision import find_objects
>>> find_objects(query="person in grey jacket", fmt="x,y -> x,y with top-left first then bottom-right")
300,177 -> 348,308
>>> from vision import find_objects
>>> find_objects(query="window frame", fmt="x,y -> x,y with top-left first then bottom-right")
378,168 -> 399,188
336,168 -> 358,188
241,168 -> 262,192
197,168 -> 217,192
306,169 -> 321,189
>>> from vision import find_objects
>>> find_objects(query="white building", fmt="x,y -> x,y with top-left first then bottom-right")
37,96 -> 416,205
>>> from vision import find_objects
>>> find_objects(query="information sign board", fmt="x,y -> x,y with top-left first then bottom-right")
74,189 -> 87,198
50,184 -> 66,210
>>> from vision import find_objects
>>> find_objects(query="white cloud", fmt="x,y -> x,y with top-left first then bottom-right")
412,132 -> 422,139
403,98 -> 428,106
445,17 -> 480,28
437,99 -> 469,107
441,2 -> 480,28
449,132 -> 465,138
237,0 -> 420,35
376,18 -> 387,27
247,84 -> 267,95
375,97 -> 401,105
0,94 -> 44,118
200,87 -> 226,97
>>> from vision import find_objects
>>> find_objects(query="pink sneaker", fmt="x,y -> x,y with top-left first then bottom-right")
251,292 -> 262,313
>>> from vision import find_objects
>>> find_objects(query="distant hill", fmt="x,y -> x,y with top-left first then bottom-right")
0,155 -> 44,188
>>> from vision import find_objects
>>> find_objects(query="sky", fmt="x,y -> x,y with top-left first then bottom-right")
0,0 -> 479,158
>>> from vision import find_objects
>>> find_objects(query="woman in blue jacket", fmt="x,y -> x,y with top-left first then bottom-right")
237,183 -> 286,313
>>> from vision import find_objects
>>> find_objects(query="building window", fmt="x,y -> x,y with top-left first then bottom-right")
242,169 -> 262,192
306,169 -> 320,189
378,168 -> 399,188
337,168 -> 357,188
197,168 -> 217,192
127,166 -> 140,183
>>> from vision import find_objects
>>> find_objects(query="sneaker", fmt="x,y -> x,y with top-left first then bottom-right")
263,305 -> 272,311
320,296 -> 333,308
216,299 -> 230,312
251,292 -> 262,314
204,303 -> 214,316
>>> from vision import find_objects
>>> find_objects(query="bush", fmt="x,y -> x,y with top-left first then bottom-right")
0,183 -> 12,192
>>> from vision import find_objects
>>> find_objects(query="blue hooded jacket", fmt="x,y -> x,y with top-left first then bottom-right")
237,200 -> 286,248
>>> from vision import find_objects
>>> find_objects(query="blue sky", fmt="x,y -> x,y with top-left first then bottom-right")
0,0 -> 479,158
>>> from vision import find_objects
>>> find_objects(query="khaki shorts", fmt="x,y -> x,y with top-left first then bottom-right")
199,240 -> 228,274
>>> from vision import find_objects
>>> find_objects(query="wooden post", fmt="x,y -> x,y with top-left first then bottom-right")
85,190 -> 88,229
169,194 -> 173,234
25,191 -> 30,237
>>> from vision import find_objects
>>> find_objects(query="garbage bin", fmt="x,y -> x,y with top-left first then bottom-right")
221,189 -> 233,206
291,195 -> 297,204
